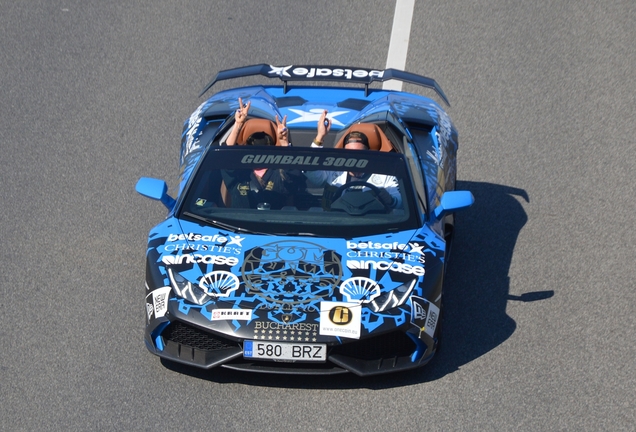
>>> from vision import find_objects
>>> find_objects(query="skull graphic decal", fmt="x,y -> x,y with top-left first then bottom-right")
241,241 -> 343,309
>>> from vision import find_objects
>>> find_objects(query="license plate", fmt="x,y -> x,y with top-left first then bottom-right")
243,340 -> 326,362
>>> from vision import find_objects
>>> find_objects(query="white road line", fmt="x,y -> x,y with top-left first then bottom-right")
383,0 -> 415,91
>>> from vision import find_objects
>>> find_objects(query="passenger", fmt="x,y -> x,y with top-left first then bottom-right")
225,97 -> 289,146
221,98 -> 303,209
305,110 -> 402,209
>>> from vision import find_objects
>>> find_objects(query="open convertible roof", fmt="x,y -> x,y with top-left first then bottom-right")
199,64 -> 450,105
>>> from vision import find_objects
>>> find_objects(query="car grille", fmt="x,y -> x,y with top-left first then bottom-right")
157,323 -> 426,374
330,331 -> 416,360
161,321 -> 237,351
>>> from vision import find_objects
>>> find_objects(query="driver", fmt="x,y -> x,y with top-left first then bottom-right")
304,110 -> 402,209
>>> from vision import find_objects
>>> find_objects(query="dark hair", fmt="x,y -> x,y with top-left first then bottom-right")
343,131 -> 369,149
247,132 -> 274,146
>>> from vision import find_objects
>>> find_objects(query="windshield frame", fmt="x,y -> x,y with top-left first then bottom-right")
177,146 -> 421,238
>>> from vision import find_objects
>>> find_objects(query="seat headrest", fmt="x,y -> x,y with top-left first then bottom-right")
334,123 -> 394,152
236,119 -> 280,146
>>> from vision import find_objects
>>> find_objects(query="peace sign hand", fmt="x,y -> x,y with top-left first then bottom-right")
276,115 -> 289,146
235,97 -> 250,126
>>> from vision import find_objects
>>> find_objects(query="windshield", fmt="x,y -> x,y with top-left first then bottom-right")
178,146 -> 419,237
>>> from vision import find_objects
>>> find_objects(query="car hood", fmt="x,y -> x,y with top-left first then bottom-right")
148,217 -> 445,339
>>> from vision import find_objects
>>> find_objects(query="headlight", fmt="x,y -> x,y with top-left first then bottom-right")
368,279 -> 416,313
167,267 -> 210,305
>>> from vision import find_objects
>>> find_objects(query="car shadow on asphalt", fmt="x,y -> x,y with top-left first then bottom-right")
161,181 -> 554,388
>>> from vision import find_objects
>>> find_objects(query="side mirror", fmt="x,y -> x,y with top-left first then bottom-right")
135,177 -> 176,211
433,190 -> 474,220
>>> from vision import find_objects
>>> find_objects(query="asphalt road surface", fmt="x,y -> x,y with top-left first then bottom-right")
1,1 -> 634,430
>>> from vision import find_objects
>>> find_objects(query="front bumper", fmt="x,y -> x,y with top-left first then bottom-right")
145,318 -> 437,376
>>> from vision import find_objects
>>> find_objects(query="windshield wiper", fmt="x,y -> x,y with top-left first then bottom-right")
182,212 -> 269,235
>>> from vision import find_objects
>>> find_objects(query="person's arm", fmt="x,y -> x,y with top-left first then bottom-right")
225,97 -> 250,146
303,169 -> 329,186
374,175 -> 402,208
304,110 -> 334,183
311,110 -> 331,147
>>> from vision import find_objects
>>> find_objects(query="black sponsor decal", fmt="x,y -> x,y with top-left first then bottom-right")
329,306 -> 352,325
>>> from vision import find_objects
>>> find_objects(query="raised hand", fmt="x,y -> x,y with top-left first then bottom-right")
314,109 -> 331,144
226,97 -> 251,145
276,115 -> 289,146
234,97 -> 251,126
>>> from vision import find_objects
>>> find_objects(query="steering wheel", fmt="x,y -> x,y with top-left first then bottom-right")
331,180 -> 391,213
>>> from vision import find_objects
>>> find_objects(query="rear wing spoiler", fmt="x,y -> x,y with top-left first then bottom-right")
199,64 -> 450,106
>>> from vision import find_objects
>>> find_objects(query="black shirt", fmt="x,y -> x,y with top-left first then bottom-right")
221,168 -> 307,209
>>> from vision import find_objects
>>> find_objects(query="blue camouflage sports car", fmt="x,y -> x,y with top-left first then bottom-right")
136,64 -> 474,376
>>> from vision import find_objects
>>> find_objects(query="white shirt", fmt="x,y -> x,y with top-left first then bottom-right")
304,144 -> 402,208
